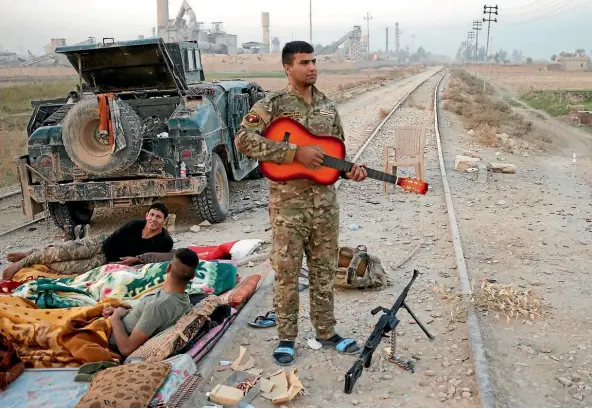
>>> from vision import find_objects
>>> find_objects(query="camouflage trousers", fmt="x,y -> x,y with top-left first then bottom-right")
20,235 -> 108,275
270,205 -> 339,341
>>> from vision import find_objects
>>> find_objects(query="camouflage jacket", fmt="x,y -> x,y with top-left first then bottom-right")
235,84 -> 345,209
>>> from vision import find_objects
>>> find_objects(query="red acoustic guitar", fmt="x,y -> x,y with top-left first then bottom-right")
259,117 -> 429,195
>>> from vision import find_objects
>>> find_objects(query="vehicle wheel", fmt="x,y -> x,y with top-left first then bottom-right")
192,153 -> 230,223
48,202 -> 94,229
246,164 -> 265,180
62,98 -> 143,175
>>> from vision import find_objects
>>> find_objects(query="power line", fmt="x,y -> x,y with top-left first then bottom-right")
504,0 -> 591,24
504,0 -> 566,13
504,0 -> 580,16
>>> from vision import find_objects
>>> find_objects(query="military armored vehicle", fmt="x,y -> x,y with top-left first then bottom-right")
17,38 -> 265,229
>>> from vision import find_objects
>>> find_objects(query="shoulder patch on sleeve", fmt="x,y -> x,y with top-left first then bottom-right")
245,113 -> 262,126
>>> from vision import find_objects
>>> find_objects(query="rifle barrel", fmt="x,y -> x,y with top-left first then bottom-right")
390,269 -> 419,312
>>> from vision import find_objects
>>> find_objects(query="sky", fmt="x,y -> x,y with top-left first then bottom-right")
1,0 -> 591,60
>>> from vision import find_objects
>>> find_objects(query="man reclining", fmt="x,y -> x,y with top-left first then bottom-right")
103,248 -> 197,357
2,202 -> 174,280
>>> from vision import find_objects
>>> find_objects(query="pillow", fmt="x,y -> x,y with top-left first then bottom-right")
125,295 -> 220,363
218,274 -> 261,310
75,361 -> 171,408
149,354 -> 197,407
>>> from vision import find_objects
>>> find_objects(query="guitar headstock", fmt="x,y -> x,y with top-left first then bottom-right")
397,177 -> 429,195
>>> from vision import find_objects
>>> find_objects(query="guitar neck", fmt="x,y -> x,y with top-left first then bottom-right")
322,155 -> 399,185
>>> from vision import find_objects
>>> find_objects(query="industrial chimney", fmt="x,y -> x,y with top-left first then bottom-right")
262,12 -> 270,53
157,0 -> 169,28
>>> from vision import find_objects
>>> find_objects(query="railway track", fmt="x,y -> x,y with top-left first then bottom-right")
434,71 -> 495,407
0,188 -> 20,201
190,66 -> 467,405
335,68 -> 495,407
190,67 -> 501,407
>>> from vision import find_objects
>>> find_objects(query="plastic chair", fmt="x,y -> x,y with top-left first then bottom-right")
383,127 -> 426,193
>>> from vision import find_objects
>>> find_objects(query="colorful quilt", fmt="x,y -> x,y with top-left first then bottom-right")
0,296 -> 124,368
12,260 -> 237,309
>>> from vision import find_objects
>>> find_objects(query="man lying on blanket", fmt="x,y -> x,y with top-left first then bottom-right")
2,201 -> 174,280
104,248 -> 197,357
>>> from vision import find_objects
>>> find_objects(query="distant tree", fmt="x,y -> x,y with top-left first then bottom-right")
559,51 -> 575,57
576,48 -> 586,56
400,49 -> 410,61
477,46 -> 486,62
416,46 -> 428,60
498,49 -> 508,62
550,54 -> 558,61
526,57 -> 533,64
512,49 -> 523,62
455,43 -> 464,63
493,52 -> 500,64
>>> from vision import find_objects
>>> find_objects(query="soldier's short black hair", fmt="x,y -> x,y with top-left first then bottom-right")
171,248 -> 199,283
282,41 -> 315,65
174,248 -> 199,269
149,201 -> 169,218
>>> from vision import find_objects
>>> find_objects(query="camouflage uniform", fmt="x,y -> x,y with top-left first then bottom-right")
20,235 -> 108,275
235,84 -> 344,341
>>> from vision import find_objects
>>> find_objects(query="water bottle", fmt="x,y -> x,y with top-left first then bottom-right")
180,161 -> 187,178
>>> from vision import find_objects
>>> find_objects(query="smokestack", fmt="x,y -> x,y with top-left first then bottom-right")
152,27 -> 156,37
157,0 -> 169,28
262,12 -> 270,52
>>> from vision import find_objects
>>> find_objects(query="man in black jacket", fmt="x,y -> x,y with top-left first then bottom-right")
2,202 -> 173,279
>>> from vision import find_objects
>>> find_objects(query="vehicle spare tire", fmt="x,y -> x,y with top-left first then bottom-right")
62,97 -> 143,175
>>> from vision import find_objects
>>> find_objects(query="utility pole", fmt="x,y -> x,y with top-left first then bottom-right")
395,22 -> 401,62
468,31 -> 475,69
386,27 -> 389,54
364,12 -> 372,61
410,33 -> 416,64
483,4 -> 498,91
309,0 -> 312,44
472,20 -> 483,63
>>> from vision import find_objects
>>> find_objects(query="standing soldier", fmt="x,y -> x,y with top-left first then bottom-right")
235,41 -> 367,366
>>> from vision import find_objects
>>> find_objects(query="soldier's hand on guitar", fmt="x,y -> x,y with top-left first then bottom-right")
346,163 -> 368,182
295,145 -> 324,169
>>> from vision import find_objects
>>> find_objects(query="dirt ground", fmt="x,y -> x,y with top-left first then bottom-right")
185,67 -> 592,408
185,69 -> 489,408
437,70 -> 592,407
471,64 -> 592,93
472,69 -> 592,159
202,53 -> 373,73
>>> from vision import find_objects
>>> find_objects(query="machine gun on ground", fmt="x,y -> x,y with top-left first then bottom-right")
344,269 -> 435,394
